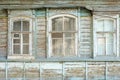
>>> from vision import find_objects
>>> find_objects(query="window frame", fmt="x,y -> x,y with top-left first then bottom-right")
93,14 -> 119,57
48,14 -> 78,57
8,17 -> 33,59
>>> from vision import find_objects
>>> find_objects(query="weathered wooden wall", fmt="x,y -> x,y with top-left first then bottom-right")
35,8 -> 92,58
0,0 -> 120,11
35,9 -> 46,58
0,3 -> 119,80
0,10 -> 7,58
0,62 -> 120,80
0,7 -> 119,60
79,8 -> 92,58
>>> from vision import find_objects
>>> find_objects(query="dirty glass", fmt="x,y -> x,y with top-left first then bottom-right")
65,33 -> 75,38
23,34 -> 29,43
96,19 -> 114,56
12,20 -> 30,55
13,39 -> 20,43
23,21 -> 29,31
52,17 -> 63,31
97,37 -> 106,55
106,33 -> 113,55
104,20 -> 113,32
51,16 -> 76,57
52,33 -> 63,38
65,39 -> 75,56
52,39 -> 63,56
64,17 -> 75,31
97,20 -> 104,32
13,21 -> 21,31
23,45 -> 29,54
13,45 -> 20,54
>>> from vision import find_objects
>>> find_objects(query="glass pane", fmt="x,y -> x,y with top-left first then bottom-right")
104,20 -> 114,32
52,39 -> 63,56
23,34 -> 29,43
13,45 -> 20,54
96,20 -> 104,32
64,17 -> 75,31
52,33 -> 63,38
13,21 -> 21,31
65,39 -> 75,56
52,17 -> 63,31
65,33 -> 75,38
13,39 -> 20,43
23,21 -> 29,31
97,33 -> 104,37
97,38 -> 106,55
106,44 -> 113,55
106,33 -> 113,43
23,45 -> 29,54
106,33 -> 113,55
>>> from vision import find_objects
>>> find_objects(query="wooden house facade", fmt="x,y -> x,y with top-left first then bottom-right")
0,0 -> 119,80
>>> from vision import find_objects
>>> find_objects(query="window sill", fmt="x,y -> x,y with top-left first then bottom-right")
7,55 -> 35,60
35,56 -> 120,62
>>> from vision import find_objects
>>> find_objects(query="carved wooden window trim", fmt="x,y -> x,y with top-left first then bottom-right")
93,14 -> 119,57
48,14 -> 78,57
8,17 -> 33,59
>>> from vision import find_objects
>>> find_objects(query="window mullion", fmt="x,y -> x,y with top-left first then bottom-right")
50,15 -> 76,57
63,16 -> 65,56
114,32 -> 116,55
103,20 -> 106,56
105,34 -> 107,56
113,20 -> 116,55
12,36 -> 14,55
21,20 -> 23,55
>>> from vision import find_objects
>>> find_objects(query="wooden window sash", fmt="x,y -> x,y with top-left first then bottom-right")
12,20 -> 31,55
50,15 -> 77,57
94,15 -> 118,57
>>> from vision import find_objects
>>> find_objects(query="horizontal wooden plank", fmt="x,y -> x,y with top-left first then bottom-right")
0,0 -> 120,5
36,25 -> 46,30
80,45 -> 91,49
81,26 -> 91,28
36,48 -> 46,57
81,17 -> 91,20
81,34 -> 91,37
80,29 -> 91,32
0,1 -> 120,12
0,18 -> 7,23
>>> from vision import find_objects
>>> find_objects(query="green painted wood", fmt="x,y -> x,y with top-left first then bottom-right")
33,16 -> 37,58
35,9 -> 46,17
80,8 -> 91,17
5,62 -> 7,80
0,10 -> 7,17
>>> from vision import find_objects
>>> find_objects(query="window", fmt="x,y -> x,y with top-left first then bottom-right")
8,17 -> 33,59
48,14 -> 77,57
93,15 -> 119,57
12,20 -> 30,54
